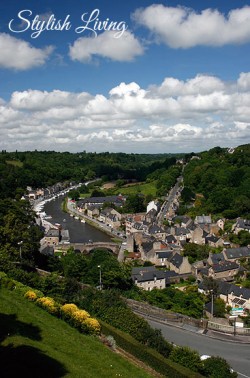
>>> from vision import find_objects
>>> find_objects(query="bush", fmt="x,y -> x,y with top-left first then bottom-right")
169,346 -> 202,372
202,356 -> 237,378
82,317 -> 101,335
24,290 -> 37,301
36,296 -> 60,316
100,321 -> 202,378
61,303 -> 79,319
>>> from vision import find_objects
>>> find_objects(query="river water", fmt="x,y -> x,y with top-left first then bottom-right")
43,197 -> 112,243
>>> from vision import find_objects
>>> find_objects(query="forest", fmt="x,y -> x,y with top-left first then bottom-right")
181,144 -> 250,218
0,150 -> 179,199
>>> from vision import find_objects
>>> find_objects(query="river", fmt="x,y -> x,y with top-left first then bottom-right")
43,197 -> 112,243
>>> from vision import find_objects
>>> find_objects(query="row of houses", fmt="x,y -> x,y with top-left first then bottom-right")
131,245 -> 250,291
23,182 -> 76,201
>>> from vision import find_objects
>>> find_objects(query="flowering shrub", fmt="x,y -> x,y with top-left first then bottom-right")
36,296 -> 59,315
71,309 -> 90,328
83,317 -> 101,335
24,290 -> 37,301
61,303 -> 78,319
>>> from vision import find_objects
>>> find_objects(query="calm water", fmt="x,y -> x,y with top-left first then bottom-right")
43,197 -> 112,243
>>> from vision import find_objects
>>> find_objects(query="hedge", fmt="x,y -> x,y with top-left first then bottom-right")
100,321 -> 204,378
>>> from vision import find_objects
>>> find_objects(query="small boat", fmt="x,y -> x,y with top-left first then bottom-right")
81,219 -> 85,223
75,216 -> 79,220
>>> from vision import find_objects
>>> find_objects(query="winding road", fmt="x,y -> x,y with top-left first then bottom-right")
148,319 -> 250,377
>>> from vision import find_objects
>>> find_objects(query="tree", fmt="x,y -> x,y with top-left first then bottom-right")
169,346 -> 202,372
202,356 -> 237,378
68,189 -> 80,201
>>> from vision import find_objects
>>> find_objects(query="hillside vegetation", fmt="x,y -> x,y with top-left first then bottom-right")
0,287 -> 153,378
182,145 -> 250,218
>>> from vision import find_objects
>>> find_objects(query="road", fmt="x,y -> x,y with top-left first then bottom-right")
157,176 -> 182,224
148,319 -> 250,377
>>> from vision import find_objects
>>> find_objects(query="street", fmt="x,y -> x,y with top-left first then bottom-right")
148,319 -> 250,377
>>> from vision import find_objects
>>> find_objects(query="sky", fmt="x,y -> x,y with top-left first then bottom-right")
0,0 -> 250,153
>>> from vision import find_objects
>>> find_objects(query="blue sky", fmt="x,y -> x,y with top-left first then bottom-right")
0,0 -> 250,153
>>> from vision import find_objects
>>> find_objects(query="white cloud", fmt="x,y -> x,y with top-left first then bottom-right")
69,30 -> 144,62
133,5 -> 250,48
2,73 -> 250,153
0,33 -> 53,70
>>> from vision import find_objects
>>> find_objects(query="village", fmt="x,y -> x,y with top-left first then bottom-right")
25,178 -> 250,323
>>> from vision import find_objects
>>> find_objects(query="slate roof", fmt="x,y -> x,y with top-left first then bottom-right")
166,234 -> 177,243
156,250 -> 173,259
224,247 -> 250,260
217,281 -> 250,300
211,261 -> 239,273
148,224 -> 165,234
236,218 -> 250,230
132,266 -> 165,283
175,227 -> 189,236
206,235 -> 219,244
210,252 -> 225,265
169,253 -> 184,268
141,241 -> 154,253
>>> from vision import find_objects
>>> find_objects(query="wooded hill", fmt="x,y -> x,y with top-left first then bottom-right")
0,150 -> 180,199
182,144 -> 250,219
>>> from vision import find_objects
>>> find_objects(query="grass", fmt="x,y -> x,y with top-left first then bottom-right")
5,160 -> 23,168
0,288 -> 153,378
114,181 -> 157,197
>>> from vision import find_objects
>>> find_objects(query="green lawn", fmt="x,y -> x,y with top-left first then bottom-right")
0,288 -> 153,378
5,160 -> 23,168
114,181 -> 157,197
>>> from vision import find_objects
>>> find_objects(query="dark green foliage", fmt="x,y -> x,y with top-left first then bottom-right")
125,286 -> 205,319
0,150 -> 180,199
100,321 -> 203,378
183,144 -> 250,217
68,189 -> 80,201
183,243 -> 210,263
0,199 -> 42,264
169,346 -> 202,372
229,230 -> 250,246
202,356 -> 237,378
78,287 -> 173,358
213,298 -> 226,318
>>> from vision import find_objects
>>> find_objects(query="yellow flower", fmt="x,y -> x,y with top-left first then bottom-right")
83,317 -> 101,334
24,290 -> 37,301
61,303 -> 78,317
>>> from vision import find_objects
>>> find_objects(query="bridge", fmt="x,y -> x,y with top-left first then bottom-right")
57,242 -> 121,255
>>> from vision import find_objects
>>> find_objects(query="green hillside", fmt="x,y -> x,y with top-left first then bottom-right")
0,288 -> 153,378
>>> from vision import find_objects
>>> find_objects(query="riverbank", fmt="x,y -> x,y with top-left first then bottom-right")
65,198 -> 123,243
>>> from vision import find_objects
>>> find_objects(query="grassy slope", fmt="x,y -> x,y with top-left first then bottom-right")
114,181 -> 157,196
0,288 -> 153,378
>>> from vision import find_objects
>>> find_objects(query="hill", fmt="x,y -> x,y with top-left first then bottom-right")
0,287 -> 153,378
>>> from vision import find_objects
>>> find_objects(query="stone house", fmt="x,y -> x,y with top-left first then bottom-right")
168,253 -> 192,274
208,261 -> 240,280
218,282 -> 250,312
132,266 -> 166,291
222,247 -> 250,263
87,205 -> 100,218
44,228 -> 60,246
234,218 -> 250,234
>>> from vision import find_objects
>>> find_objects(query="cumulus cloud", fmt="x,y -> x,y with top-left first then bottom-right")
133,5 -> 250,48
0,33 -> 53,70
2,73 -> 250,152
69,30 -> 144,62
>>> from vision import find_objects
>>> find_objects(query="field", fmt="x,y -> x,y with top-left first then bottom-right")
114,181 -> 157,197
5,160 -> 23,168
0,288 -> 153,378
